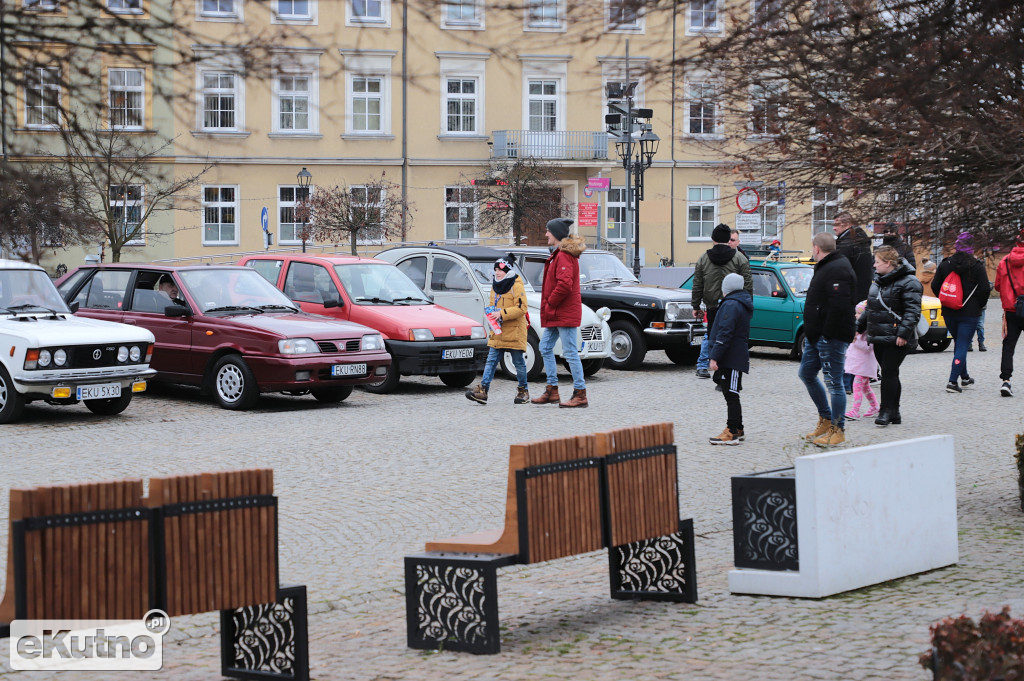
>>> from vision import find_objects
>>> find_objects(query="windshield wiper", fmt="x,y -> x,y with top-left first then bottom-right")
255,304 -> 299,312
355,296 -> 394,304
391,296 -> 430,304
204,305 -> 264,314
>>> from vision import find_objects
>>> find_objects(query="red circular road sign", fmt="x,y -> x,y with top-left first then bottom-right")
736,187 -> 761,214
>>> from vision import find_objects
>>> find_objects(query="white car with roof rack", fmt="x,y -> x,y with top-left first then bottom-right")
0,259 -> 155,423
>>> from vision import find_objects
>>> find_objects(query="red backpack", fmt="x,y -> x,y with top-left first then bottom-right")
938,270 -> 977,310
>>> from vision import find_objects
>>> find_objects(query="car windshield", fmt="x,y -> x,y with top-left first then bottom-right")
334,263 -> 431,304
178,268 -> 298,314
780,267 -> 814,295
0,269 -> 71,314
467,261 -> 536,293
579,252 -> 639,285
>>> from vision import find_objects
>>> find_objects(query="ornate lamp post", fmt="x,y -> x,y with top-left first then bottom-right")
296,167 -> 312,253
615,125 -> 660,278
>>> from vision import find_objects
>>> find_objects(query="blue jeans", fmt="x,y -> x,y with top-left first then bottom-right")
947,314 -> 980,383
481,347 -> 527,389
540,327 -> 586,390
976,309 -> 986,344
798,336 -> 849,429
696,334 -> 710,371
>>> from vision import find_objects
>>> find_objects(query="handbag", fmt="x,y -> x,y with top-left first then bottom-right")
875,286 -> 925,338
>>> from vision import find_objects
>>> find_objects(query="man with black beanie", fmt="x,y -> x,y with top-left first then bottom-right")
691,223 -> 752,378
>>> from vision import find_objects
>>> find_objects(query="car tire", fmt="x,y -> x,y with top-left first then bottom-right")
311,385 -> 353,403
607,319 -> 647,370
788,330 -> 805,360
918,338 -> 951,352
439,370 -> 477,388
83,392 -> 133,416
211,355 -> 260,410
664,347 -> 700,365
501,332 -> 543,380
0,365 -> 26,424
582,358 -> 604,376
362,353 -> 401,394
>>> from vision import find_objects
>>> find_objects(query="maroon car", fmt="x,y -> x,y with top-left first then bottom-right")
57,264 -> 391,410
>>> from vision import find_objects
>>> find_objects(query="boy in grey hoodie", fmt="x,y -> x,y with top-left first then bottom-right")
708,272 -> 753,445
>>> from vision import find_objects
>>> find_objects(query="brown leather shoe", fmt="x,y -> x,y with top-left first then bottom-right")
559,388 -> 589,408
514,387 -> 529,404
805,416 -> 830,441
531,384 -> 560,405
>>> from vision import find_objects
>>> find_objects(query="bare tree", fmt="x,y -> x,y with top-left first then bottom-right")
298,173 -> 413,256
467,157 -> 568,246
0,165 -> 97,264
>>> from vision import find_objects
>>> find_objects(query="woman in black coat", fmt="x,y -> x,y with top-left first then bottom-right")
931,232 -> 991,393
858,245 -> 922,426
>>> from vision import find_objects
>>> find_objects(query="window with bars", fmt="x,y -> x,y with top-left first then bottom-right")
278,75 -> 310,131
351,76 -> 382,132
444,186 -> 476,240
687,82 -> 717,135
812,186 -> 841,235
527,80 -> 557,132
606,187 -> 629,241
203,186 -> 238,244
687,186 -> 718,239
279,185 -> 311,244
201,72 -> 237,130
445,78 -> 477,133
25,67 -> 61,128
110,185 -> 145,245
109,68 -> 144,129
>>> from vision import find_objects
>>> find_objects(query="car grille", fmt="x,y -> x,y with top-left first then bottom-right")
581,326 -> 603,342
317,340 -> 361,353
67,344 -> 145,369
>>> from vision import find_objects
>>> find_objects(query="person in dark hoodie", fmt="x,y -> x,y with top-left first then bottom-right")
708,273 -> 753,445
932,232 -> 991,394
833,212 -> 874,395
881,223 -> 917,270
691,223 -> 752,372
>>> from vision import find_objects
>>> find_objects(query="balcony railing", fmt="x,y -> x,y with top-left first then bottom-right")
491,130 -> 610,160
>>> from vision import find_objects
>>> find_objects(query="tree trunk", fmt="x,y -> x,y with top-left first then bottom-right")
350,231 -> 358,256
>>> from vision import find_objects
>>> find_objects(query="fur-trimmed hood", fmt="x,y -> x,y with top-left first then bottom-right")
557,234 -> 587,258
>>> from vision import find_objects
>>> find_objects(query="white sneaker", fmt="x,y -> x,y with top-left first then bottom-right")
1001,381 -> 1013,397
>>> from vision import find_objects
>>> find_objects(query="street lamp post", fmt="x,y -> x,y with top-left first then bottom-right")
296,167 -> 312,253
614,125 -> 660,278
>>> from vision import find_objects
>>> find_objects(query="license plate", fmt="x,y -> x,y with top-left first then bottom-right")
579,341 -> 586,353
77,383 -> 121,400
332,363 -> 367,377
585,341 -> 605,353
442,348 -> 474,360
690,335 -> 703,346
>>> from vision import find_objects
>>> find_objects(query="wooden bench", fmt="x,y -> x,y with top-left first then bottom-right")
405,422 -> 697,654
0,469 -> 309,681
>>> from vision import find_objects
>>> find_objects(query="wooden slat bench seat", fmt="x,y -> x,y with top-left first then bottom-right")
0,469 -> 308,681
405,422 -> 697,654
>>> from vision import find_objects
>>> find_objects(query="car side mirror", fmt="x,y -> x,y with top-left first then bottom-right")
323,297 -> 341,309
69,301 -> 80,313
165,304 -> 191,317
772,290 -> 787,298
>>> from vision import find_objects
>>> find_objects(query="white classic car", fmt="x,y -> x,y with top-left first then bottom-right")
0,259 -> 156,423
375,245 -> 612,378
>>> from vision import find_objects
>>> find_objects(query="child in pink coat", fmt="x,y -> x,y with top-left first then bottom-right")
845,301 -> 879,420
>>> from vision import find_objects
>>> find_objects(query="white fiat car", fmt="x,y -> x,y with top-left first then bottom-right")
0,259 -> 156,423
376,245 -> 612,379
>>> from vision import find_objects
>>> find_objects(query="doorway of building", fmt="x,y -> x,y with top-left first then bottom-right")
519,189 -> 563,246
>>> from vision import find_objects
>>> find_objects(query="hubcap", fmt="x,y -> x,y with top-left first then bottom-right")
217,365 -> 244,402
0,377 -> 7,409
611,331 -> 632,361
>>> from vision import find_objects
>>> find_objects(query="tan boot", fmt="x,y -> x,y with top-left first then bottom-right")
813,425 -> 845,447
559,388 -> 589,408
709,426 -> 741,446
464,384 -> 488,404
805,416 -> 830,441
531,384 -> 560,405
514,387 -> 530,404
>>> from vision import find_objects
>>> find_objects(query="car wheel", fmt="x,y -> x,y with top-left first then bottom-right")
310,385 -> 354,403
582,358 -> 604,376
501,332 -> 543,380
84,392 -> 133,416
439,370 -> 477,388
664,347 -> 700,365
918,338 -> 951,352
211,355 -> 260,410
788,330 -> 805,360
362,354 -> 401,394
0,365 -> 26,424
607,319 -> 647,370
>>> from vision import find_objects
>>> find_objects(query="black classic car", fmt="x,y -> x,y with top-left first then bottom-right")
507,247 -> 704,370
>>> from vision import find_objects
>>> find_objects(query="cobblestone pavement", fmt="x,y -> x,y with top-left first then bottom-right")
1,313 -> 1022,680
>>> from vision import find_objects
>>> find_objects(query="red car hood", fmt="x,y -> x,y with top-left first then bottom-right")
213,312 -> 376,339
356,305 -> 481,335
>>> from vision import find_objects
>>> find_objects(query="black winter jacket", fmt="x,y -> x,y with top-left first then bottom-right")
835,227 -> 874,302
708,290 -> 752,373
804,251 -> 857,344
858,264 -> 923,346
930,252 -> 991,318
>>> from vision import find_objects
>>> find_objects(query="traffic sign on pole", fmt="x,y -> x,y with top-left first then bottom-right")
260,206 -> 269,233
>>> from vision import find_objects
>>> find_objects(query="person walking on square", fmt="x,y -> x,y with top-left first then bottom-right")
695,229 -> 748,379
833,212 -> 874,394
531,217 -> 589,408
993,227 -> 1024,397
799,232 -> 857,447
844,301 -> 880,421
931,232 -> 990,393
708,273 -> 752,445
465,254 -> 530,405
691,223 -> 752,378
860,246 -> 922,425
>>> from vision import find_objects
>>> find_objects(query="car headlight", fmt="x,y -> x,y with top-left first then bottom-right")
278,338 -> 318,354
596,306 -> 611,322
54,349 -> 67,366
470,326 -> 486,340
361,334 -> 385,351
129,346 -> 142,362
665,302 -> 681,321
929,309 -> 937,320
38,349 -> 52,367
410,328 -> 434,341
117,346 -> 129,362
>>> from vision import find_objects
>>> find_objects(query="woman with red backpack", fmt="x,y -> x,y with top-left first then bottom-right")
932,232 -> 992,394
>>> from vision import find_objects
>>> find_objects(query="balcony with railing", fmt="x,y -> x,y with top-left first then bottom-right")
491,130 -> 610,160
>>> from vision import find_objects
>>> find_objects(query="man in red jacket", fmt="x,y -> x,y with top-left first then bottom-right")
994,228 -> 1024,397
531,217 -> 589,408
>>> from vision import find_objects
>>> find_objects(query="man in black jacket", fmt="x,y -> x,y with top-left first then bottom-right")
799,232 -> 858,447
833,211 -> 873,394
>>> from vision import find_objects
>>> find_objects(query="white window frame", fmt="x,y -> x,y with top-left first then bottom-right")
437,54 -> 487,138
686,0 -> 721,34
107,0 -> 142,13
686,186 -> 719,241
351,185 -> 386,245
605,186 -> 629,242
524,0 -> 565,31
748,81 -> 785,138
684,79 -> 721,137
444,77 -> 479,135
194,49 -> 246,134
340,50 -> 395,137
108,67 -> 145,130
278,185 -> 312,245
271,51 -> 321,136
441,0 -> 483,29
197,0 -> 242,21
110,184 -> 145,246
24,66 -> 61,129
202,185 -> 240,246
444,186 -> 477,240
347,0 -> 390,27
812,186 -> 842,235
271,0 -> 315,23
606,0 -> 643,31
